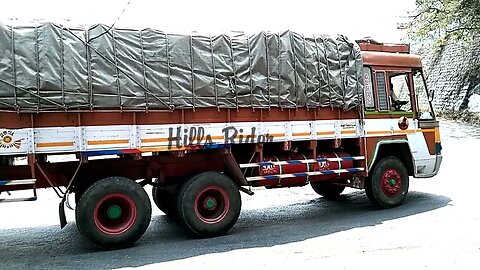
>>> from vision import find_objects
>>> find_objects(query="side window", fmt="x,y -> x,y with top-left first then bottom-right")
413,69 -> 434,119
362,67 -> 375,110
375,72 -> 389,111
389,74 -> 412,112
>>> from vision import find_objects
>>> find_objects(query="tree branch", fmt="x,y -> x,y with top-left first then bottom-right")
409,6 -> 444,19
446,26 -> 480,33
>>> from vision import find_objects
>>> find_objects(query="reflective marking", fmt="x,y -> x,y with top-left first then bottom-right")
316,131 -> 335,136
0,179 -> 36,186
87,139 -> 129,145
246,167 -> 365,181
269,133 -> 286,138
434,127 -> 441,143
36,142 -> 74,148
292,132 -> 311,137
240,156 -> 365,168
141,138 -> 170,143
367,130 -> 392,135
393,130 -> 415,134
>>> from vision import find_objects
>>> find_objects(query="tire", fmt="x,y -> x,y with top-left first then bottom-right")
365,157 -> 409,208
152,186 -> 178,220
74,181 -> 88,204
75,176 -> 152,249
310,181 -> 346,199
0,156 -> 13,166
176,172 -> 241,238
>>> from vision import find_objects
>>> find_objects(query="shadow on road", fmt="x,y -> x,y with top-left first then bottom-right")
0,190 -> 451,269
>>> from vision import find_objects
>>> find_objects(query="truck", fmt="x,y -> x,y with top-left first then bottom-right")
0,23 -> 442,249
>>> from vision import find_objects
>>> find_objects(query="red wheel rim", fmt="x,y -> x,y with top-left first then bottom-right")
93,193 -> 137,235
381,169 -> 402,197
194,186 -> 229,224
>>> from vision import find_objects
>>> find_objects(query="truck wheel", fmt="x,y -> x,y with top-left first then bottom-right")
176,172 -> 241,237
0,156 -> 13,166
365,157 -> 409,208
152,186 -> 178,220
310,181 -> 346,199
76,176 -> 151,249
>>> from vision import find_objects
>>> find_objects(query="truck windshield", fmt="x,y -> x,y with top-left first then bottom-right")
413,69 -> 434,120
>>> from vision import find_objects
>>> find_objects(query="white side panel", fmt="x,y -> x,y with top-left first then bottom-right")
339,119 -> 360,138
291,121 -> 313,141
84,126 -> 132,150
139,124 -> 180,148
34,127 -> 78,153
0,119 -> 365,155
0,128 -> 33,155
262,122 -> 287,142
314,120 -> 335,139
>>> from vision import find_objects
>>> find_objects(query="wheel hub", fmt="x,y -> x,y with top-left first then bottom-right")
194,186 -> 230,224
381,169 -> 402,197
204,197 -> 217,210
107,205 -> 122,220
93,193 -> 137,235
388,178 -> 396,186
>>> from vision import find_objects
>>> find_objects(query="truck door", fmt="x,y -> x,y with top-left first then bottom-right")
407,69 -> 442,177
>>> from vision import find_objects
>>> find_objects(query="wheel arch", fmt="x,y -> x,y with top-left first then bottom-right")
368,140 -> 414,176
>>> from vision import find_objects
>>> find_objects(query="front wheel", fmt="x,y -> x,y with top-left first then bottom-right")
176,172 -> 241,237
76,176 -> 151,249
365,157 -> 409,208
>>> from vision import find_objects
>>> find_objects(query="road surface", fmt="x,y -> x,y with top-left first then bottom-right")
0,120 -> 479,269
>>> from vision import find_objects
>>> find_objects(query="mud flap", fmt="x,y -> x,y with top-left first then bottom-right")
59,198 -> 67,229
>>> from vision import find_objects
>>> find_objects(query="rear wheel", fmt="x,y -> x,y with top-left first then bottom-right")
152,186 -> 178,220
176,172 -> 241,237
365,157 -> 409,208
76,176 -> 151,249
310,181 -> 346,199
0,156 -> 13,166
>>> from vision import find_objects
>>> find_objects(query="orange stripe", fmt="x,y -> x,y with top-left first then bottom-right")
316,131 -> 335,136
292,132 -> 311,136
393,130 -> 415,134
88,139 -> 129,145
268,133 -> 285,138
142,138 -> 170,143
367,131 -> 392,135
434,127 -> 441,143
139,146 -> 178,152
36,142 -> 74,148
341,130 -> 357,134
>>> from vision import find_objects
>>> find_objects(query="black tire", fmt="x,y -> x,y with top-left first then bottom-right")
310,181 -> 346,199
0,156 -> 13,166
75,176 -> 152,249
152,186 -> 178,220
365,157 -> 409,208
74,181 -> 88,204
176,172 -> 241,238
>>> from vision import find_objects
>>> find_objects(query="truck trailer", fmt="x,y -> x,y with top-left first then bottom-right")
0,23 -> 442,249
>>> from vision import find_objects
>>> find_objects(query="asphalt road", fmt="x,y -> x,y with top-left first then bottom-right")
1,120 -> 479,269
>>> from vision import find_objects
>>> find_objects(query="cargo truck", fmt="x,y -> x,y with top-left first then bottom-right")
0,23 -> 442,249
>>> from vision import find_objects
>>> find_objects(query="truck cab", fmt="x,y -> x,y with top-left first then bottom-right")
358,41 -> 442,178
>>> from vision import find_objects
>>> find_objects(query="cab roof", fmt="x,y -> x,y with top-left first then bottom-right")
357,40 -> 423,68
361,51 -> 423,68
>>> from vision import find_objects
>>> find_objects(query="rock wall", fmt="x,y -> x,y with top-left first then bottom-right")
425,38 -> 480,113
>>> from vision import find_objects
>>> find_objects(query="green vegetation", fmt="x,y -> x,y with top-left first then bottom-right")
410,0 -> 480,46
